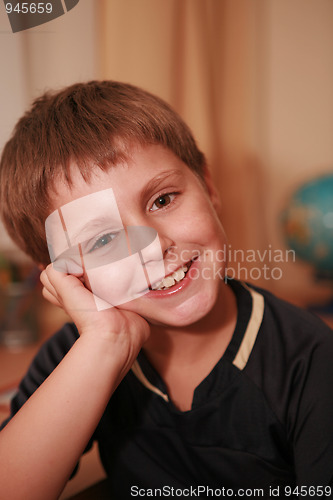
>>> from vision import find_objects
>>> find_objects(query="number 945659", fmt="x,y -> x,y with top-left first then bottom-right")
5,3 -> 53,14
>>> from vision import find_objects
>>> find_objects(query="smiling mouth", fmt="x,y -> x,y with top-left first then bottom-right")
150,260 -> 194,291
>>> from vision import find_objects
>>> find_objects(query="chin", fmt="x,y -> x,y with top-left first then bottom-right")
180,292 -> 217,324
146,290 -> 218,328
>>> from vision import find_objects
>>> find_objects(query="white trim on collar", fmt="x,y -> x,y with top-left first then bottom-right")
131,281 -> 265,399
232,283 -> 265,370
131,359 -> 169,402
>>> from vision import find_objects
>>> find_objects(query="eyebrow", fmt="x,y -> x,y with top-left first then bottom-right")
140,170 -> 184,202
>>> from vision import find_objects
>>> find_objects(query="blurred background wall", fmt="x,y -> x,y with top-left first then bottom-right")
0,0 -> 98,253
1,0 -> 332,303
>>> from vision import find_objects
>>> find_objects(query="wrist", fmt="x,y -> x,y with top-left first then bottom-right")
76,330 -> 140,376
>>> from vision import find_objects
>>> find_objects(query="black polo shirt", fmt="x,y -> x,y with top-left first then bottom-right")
2,280 -> 333,499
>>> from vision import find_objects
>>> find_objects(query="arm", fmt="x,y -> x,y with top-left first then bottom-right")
0,265 -> 149,500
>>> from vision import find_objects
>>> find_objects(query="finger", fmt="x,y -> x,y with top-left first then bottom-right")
40,267 -> 58,299
45,263 -> 97,313
42,286 -> 62,308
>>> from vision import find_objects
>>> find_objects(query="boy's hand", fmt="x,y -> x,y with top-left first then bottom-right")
40,264 -> 150,372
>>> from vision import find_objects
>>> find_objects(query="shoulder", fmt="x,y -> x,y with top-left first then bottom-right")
238,281 -> 333,424
228,281 -> 333,484
253,283 -> 332,346
230,279 -> 333,372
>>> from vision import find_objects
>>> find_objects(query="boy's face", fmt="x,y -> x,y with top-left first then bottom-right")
47,144 -> 228,327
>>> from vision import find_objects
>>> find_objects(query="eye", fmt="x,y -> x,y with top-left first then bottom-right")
89,233 -> 117,253
150,193 -> 175,212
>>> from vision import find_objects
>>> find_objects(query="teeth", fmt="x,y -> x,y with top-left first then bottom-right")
162,276 -> 175,288
151,264 -> 189,290
173,268 -> 185,281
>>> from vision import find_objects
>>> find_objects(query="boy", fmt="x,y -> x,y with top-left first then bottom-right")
0,81 -> 333,500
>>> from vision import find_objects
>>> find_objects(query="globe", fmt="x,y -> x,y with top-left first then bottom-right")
281,173 -> 333,280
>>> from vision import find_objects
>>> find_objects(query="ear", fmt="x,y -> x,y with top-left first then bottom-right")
203,166 -> 221,212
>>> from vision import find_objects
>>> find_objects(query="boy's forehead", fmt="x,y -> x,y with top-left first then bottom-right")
49,147 -> 188,213
49,162 -> 125,210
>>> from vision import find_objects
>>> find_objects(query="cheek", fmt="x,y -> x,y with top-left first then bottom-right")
176,205 -> 226,248
85,255 -> 149,308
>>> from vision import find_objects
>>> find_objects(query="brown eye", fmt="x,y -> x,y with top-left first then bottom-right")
151,193 -> 175,212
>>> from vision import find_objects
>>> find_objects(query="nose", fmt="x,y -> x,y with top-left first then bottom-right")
124,209 -> 174,252
126,225 -> 174,262
157,233 -> 175,259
